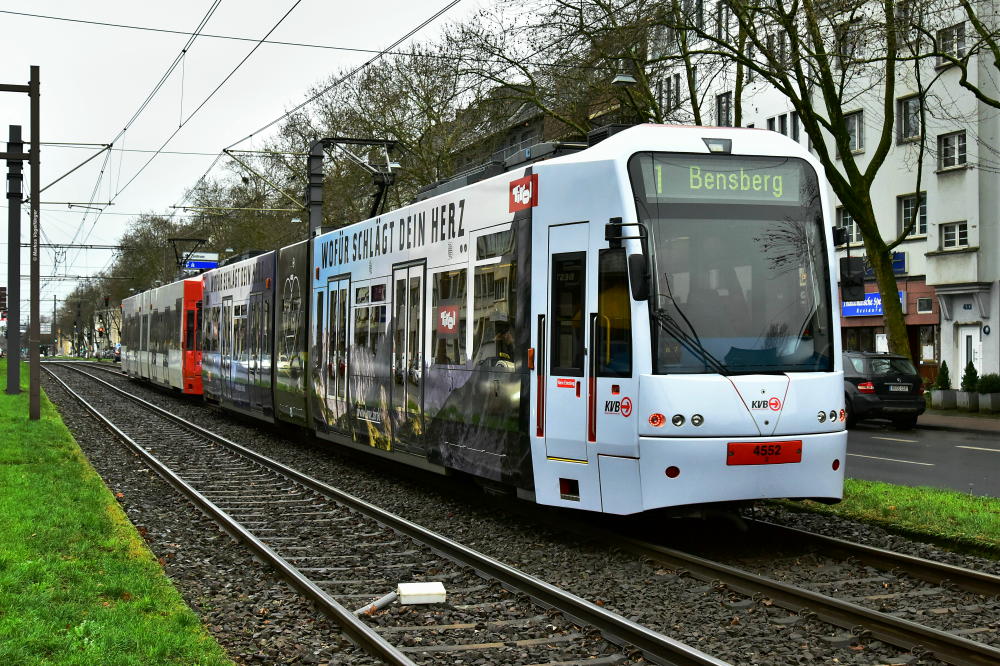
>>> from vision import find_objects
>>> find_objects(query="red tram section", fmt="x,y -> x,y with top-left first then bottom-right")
122,276 -> 203,395
181,278 -> 204,395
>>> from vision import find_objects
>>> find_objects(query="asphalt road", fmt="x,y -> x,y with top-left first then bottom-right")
846,422 -> 1000,497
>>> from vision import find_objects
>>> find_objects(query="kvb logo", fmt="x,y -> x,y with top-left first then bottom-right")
750,397 -> 782,411
604,396 -> 633,417
509,174 -> 538,212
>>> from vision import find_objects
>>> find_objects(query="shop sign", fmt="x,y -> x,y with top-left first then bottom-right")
842,291 -> 906,317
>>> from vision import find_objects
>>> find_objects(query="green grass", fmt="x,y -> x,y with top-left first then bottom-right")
784,478 -> 1000,556
0,360 -> 232,665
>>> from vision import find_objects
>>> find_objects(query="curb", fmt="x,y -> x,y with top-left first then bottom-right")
915,421 -> 1000,435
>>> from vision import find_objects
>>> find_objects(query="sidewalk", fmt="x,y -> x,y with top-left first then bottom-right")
918,409 -> 1000,434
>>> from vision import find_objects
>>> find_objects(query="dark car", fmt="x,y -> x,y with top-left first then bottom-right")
844,351 -> 926,428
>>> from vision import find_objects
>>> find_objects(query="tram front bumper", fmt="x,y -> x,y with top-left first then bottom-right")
634,430 -> 847,511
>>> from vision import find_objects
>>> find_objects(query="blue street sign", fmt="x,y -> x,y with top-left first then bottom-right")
863,251 -> 906,277
185,260 -> 218,270
842,291 -> 905,317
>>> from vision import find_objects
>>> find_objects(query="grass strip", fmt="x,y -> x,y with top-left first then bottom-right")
783,478 -> 1000,557
0,359 -> 232,665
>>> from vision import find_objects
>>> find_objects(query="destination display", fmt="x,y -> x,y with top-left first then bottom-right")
637,154 -> 808,205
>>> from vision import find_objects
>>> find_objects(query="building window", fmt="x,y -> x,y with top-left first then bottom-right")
836,20 -> 861,70
766,31 -> 788,67
898,95 -> 921,141
845,110 -> 863,152
898,192 -> 927,236
917,297 -> 933,314
745,43 -> 755,82
715,3 -> 730,40
938,131 -> 966,169
767,113 -> 788,135
664,72 -> 682,110
837,207 -> 862,244
940,221 -> 968,249
937,22 -> 966,64
716,91 -> 732,127
791,111 -> 800,141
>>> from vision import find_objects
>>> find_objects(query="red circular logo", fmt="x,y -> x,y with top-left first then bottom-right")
768,397 -> 782,411
620,397 -> 633,417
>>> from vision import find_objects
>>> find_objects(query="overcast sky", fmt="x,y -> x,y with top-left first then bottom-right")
0,0 -> 480,323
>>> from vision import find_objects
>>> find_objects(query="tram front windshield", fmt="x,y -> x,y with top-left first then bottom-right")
628,152 -> 833,375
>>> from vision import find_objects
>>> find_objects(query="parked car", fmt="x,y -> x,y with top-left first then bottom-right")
843,351 -> 926,428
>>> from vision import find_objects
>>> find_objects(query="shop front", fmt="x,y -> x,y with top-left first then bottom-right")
840,278 -> 940,385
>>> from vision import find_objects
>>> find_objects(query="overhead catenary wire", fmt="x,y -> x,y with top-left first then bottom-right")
114,0 -> 305,200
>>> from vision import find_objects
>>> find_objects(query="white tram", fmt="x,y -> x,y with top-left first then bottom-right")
308,124 -> 847,514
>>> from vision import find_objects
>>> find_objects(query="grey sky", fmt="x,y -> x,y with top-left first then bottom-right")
0,0 -> 478,321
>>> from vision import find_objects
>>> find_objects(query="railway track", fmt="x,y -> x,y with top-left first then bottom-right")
45,362 -> 725,666
582,518 -> 1000,666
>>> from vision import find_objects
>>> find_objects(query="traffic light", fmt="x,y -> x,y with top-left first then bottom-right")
0,286 -> 6,310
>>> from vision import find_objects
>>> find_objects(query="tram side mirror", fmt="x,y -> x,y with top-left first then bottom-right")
628,253 -> 649,301
832,226 -> 849,246
839,257 -> 866,302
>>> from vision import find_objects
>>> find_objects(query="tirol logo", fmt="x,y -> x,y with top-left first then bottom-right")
604,396 -> 633,417
509,174 -> 538,212
750,397 -> 783,411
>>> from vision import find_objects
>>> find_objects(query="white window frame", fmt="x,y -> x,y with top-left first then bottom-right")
940,221 -> 968,249
937,22 -> 967,64
898,192 -> 927,237
845,110 -> 863,153
898,95 -> 921,141
837,207 -> 862,244
938,131 -> 967,169
716,91 -> 733,127
916,297 -> 933,314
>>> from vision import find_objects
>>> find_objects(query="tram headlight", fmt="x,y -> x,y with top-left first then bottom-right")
671,414 -> 685,427
691,414 -> 703,426
829,410 -> 837,421
817,411 -> 827,423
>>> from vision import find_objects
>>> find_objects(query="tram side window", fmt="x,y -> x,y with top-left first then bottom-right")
597,249 -> 632,377
432,269 -> 467,365
472,260 -> 517,368
551,252 -> 586,376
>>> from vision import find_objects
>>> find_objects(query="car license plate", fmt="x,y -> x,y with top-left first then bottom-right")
889,384 -> 910,392
727,441 -> 802,465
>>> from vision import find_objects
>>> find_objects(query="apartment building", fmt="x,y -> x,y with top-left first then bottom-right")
652,2 -> 999,382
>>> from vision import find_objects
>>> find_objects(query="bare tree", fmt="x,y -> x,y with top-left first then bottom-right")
645,0 -> 918,357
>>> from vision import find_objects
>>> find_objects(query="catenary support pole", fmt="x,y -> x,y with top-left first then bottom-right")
29,65 -> 40,419
6,125 -> 23,394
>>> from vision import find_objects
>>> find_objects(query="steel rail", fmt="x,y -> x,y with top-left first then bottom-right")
748,519 -> 1000,597
591,527 -> 1000,666
52,362 -> 728,666
44,365 -> 416,666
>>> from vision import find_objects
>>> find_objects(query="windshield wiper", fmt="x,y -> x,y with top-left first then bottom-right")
651,307 -> 729,376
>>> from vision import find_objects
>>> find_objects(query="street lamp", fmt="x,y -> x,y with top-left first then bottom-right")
612,73 -> 638,86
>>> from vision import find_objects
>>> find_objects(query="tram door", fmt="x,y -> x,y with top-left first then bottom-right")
391,264 -> 425,455
326,278 -> 350,431
248,292 -> 263,411
544,223 -> 592,461
220,298 -> 233,403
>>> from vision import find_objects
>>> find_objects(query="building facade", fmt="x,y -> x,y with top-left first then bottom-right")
651,1 -> 999,382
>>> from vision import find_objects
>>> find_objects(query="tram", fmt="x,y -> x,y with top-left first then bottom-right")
121,277 -> 203,394
122,124 -> 847,514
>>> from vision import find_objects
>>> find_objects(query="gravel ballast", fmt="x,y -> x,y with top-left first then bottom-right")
48,363 -> 985,665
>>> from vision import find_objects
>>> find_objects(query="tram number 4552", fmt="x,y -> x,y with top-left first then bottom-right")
727,440 -> 802,465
